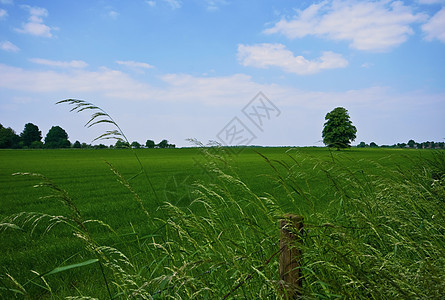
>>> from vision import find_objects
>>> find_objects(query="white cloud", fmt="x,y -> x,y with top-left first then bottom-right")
361,62 -> 373,68
0,0 -> 13,4
265,0 -> 426,52
417,0 -> 445,4
0,8 -> 7,19
116,60 -> 154,69
108,10 -> 119,19
237,43 -> 348,75
163,0 -> 182,9
0,64 -> 149,96
0,63 -> 267,105
205,0 -> 229,11
158,73 -> 267,104
16,5 -> 54,38
0,63 -> 442,125
29,58 -> 88,68
146,1 -> 156,7
0,40 -> 20,52
422,7 -> 445,43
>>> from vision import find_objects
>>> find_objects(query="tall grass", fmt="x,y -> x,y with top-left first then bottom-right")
1,100 -> 443,298
294,151 -> 445,299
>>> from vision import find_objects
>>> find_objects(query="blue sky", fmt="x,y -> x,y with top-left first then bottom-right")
1,0 -> 444,147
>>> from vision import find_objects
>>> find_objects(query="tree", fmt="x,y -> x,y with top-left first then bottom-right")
322,107 -> 357,150
357,142 -> 366,148
73,140 -> 82,148
408,139 -> 416,148
0,124 -> 20,148
370,142 -> 378,148
44,126 -> 71,148
131,141 -> 141,149
115,140 -> 129,148
94,144 -> 108,149
20,123 -> 42,148
145,139 -> 155,148
158,139 -> 169,149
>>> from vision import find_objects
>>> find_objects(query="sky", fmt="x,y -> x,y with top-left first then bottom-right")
0,0 -> 444,147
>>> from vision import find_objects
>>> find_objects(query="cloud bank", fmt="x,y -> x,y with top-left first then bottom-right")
238,43 -> 348,74
265,0 -> 427,52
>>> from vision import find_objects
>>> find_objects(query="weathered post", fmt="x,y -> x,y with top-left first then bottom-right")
280,214 -> 304,299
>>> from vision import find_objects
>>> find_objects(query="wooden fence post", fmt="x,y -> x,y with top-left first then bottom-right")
280,214 -> 304,299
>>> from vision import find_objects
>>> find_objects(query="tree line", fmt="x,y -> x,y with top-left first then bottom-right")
357,140 -> 445,149
0,123 -> 175,149
322,107 -> 444,150
1,118 -> 442,150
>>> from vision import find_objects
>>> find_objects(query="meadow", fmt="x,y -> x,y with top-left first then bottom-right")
1,147 -> 444,299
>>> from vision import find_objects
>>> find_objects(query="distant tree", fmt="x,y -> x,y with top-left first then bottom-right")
431,141 -> 436,149
322,107 -> 357,150
370,142 -> 378,148
408,139 -> 416,148
158,139 -> 169,149
115,140 -> 129,148
0,124 -> 20,148
73,140 -> 82,148
94,144 -> 108,149
357,141 -> 367,148
145,139 -> 155,148
20,123 -> 42,148
44,126 -> 71,148
397,143 -> 407,148
131,141 -> 141,149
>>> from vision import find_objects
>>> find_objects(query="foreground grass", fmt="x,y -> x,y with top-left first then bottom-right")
1,147 -> 444,298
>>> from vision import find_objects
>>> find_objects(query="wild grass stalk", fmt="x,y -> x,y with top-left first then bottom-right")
57,99 -> 161,211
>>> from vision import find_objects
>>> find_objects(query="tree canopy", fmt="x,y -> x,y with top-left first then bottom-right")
322,107 -> 357,150
158,139 -> 169,149
115,140 -> 130,148
145,139 -> 155,148
0,124 -> 20,149
44,126 -> 71,149
20,123 -> 42,148
131,141 -> 141,149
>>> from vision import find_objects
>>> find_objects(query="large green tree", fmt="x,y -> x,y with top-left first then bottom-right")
322,107 -> 357,150
0,124 -> 20,148
20,123 -> 42,148
44,126 -> 71,148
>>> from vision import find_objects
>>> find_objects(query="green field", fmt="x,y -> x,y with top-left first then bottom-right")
1,147 -> 444,299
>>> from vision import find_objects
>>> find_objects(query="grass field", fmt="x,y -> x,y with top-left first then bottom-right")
1,147 -> 444,299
